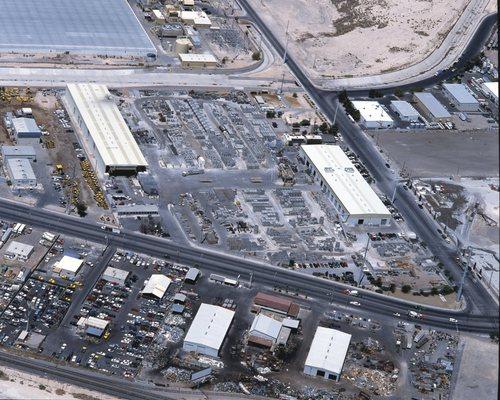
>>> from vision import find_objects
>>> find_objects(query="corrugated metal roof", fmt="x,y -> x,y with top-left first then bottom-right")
142,274 -> 171,298
0,0 -> 156,57
305,327 -> 351,375
184,304 -> 234,352
66,83 -> 148,170
300,145 -> 391,218
250,314 -> 282,340
414,92 -> 451,118
443,83 -> 478,105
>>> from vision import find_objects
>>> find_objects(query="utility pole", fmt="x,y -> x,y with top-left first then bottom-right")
249,271 -> 253,288
332,101 -> 340,126
456,246 -> 471,303
391,184 -> 398,203
283,20 -> 290,64
358,235 -> 370,285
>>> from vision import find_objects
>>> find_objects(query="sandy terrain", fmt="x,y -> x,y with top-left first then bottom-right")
248,0 -> 471,79
0,365 -> 119,400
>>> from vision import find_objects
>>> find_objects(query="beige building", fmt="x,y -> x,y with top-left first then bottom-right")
179,53 -> 217,68
180,11 -> 212,28
175,37 -> 193,54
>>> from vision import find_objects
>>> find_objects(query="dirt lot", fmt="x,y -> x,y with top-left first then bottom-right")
248,0 -> 470,79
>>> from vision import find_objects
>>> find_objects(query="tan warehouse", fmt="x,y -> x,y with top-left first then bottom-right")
64,83 -> 148,178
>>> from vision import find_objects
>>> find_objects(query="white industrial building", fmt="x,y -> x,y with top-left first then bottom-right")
1,145 -> 36,161
442,83 -> 480,111
64,83 -> 148,178
116,204 -> 159,218
11,117 -> 41,139
180,11 -> 212,28
183,304 -> 235,357
351,101 -> 394,129
481,81 -> 498,104
178,53 -> 217,68
300,145 -> 391,227
142,274 -> 171,299
52,255 -> 83,278
4,241 -> 34,261
249,314 -> 282,342
103,266 -> 129,286
389,101 -> 421,122
6,158 -> 37,188
78,316 -> 109,337
413,92 -> 451,122
304,327 -> 352,381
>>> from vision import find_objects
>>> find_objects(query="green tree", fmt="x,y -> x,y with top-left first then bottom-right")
76,202 -> 87,217
266,110 -> 276,118
401,284 -> 412,293
252,51 -> 261,61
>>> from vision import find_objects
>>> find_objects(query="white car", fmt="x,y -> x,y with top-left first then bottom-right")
449,317 -> 458,323
349,301 -> 361,306
393,312 -> 401,317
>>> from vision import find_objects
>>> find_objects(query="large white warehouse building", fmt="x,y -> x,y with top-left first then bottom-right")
183,304 -> 235,357
304,327 -> 352,381
300,145 -> 391,227
65,84 -> 148,178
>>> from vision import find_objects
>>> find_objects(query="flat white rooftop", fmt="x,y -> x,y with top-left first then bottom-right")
351,101 -> 393,123
142,274 -> 171,299
179,53 -> 217,63
305,327 -> 351,375
53,255 -> 83,273
250,314 -> 282,340
301,145 -> 390,218
7,158 -> 36,181
184,304 -> 235,352
66,83 -> 148,170
390,100 -> 420,118
482,81 -> 498,99
442,83 -> 479,105
0,0 -> 156,57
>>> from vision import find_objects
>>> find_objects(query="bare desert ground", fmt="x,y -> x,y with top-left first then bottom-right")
248,0 -> 473,79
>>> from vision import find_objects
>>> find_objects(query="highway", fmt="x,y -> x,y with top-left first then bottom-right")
0,199 -> 497,334
236,0 -> 499,318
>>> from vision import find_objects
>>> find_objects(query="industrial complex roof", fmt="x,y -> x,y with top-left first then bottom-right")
482,81 -> 498,99
66,83 -> 148,170
300,145 -> 391,218
414,92 -> 451,118
12,118 -> 40,134
442,83 -> 479,105
184,304 -> 235,351
142,274 -> 171,299
250,314 -> 282,340
1,145 -> 36,158
103,266 -> 129,282
305,327 -> 352,375
390,100 -> 420,118
6,158 -> 36,181
0,0 -> 156,57
179,53 -> 218,63
53,255 -> 83,274
5,241 -> 33,257
351,101 -> 393,123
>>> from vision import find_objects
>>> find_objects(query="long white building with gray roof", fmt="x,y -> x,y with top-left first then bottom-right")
300,145 -> 391,227
64,83 -> 148,178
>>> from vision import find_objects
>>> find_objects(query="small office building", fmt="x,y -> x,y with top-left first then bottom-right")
52,255 -> 83,278
481,81 -> 498,105
102,266 -> 129,286
351,101 -> 394,129
304,327 -> 352,382
4,241 -> 34,261
116,204 -> 159,218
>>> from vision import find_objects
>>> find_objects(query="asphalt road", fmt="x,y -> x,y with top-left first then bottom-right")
236,0 -> 498,318
0,199 -> 497,334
